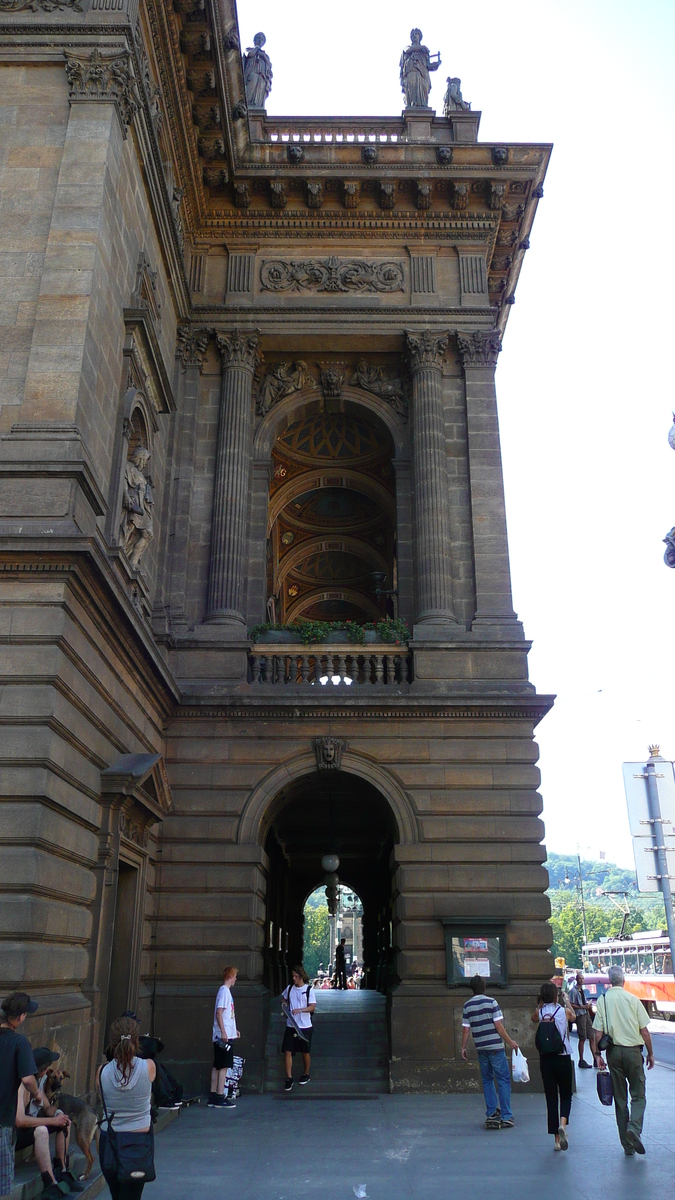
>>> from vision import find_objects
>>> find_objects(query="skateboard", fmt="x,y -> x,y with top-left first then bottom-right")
281,1001 -> 310,1042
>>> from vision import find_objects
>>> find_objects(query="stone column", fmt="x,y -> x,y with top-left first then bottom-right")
168,326 -> 210,633
457,330 -> 519,631
405,331 -> 458,637
205,330 -> 260,632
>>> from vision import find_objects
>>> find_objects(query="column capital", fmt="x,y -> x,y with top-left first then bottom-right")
405,330 -> 449,372
64,49 -> 140,139
176,322 -> 211,371
215,329 -> 262,373
456,329 -> 502,369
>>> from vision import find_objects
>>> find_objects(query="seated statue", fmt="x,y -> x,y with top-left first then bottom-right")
351,359 -> 407,419
258,360 -> 312,415
443,77 -> 471,115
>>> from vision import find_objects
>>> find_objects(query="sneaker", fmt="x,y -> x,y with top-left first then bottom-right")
625,1129 -> 645,1155
500,1118 -> 514,1129
55,1168 -> 85,1193
558,1125 -> 568,1151
284,1078 -> 293,1092
42,1186 -> 70,1200
624,1148 -> 635,1156
578,1059 -> 592,1069
214,1095 -> 236,1108
299,1073 -> 310,1085
207,1091 -> 218,1107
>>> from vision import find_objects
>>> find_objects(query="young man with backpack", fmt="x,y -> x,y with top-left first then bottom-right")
461,975 -> 520,1130
281,967 -> 316,1092
531,982 -> 577,1150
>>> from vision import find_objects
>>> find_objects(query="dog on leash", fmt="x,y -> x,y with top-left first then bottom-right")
43,1069 -> 100,1180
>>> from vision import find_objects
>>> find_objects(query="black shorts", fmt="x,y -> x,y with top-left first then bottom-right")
15,1128 -> 35,1152
213,1041 -> 234,1070
281,1026 -> 312,1055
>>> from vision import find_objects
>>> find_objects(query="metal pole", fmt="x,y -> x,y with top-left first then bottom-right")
645,758 -> 675,970
577,851 -> 588,947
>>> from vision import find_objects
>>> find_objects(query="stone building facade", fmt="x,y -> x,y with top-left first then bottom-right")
0,0 -> 553,1093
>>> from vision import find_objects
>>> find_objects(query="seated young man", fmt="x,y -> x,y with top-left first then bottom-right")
15,1047 -> 79,1200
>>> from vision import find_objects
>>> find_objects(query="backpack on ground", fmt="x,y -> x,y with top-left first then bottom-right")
535,1006 -> 565,1056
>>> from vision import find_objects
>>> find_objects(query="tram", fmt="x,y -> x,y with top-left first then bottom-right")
582,931 -> 675,1019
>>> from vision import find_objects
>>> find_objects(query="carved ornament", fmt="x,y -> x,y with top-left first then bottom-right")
416,182 -> 432,210
343,182 -> 359,210
314,736 -> 345,770
306,181 -> 323,209
64,49 -> 140,139
216,329 -> 261,373
234,182 -> 250,208
362,145 -> 378,165
257,361 -> 313,416
318,364 -> 345,401
492,147 -> 509,165
350,360 -> 407,422
203,166 -> 229,188
287,144 -> 305,164
456,330 -> 502,369
405,330 -> 449,371
259,257 -> 404,295
270,181 -> 287,209
1,0 -> 81,10
119,808 -> 149,848
379,183 -> 395,210
451,182 -> 469,211
489,182 -> 506,210
176,323 -> 211,370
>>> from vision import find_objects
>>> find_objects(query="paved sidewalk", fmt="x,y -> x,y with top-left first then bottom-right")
99,1060 -> 675,1200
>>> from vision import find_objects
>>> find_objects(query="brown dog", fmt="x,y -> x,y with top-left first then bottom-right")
43,1069 -> 100,1180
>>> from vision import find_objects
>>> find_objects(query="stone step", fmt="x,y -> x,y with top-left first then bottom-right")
264,993 -> 390,1095
267,1079 -> 389,1095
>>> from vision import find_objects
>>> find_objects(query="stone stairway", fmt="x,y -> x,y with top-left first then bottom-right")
264,989 -> 390,1096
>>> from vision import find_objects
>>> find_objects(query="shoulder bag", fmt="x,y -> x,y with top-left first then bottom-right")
596,993 -> 614,1052
100,1067 -> 156,1183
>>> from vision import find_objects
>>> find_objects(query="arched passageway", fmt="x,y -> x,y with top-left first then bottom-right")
262,769 -> 397,998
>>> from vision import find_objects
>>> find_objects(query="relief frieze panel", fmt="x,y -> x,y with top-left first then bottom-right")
259,256 -> 405,295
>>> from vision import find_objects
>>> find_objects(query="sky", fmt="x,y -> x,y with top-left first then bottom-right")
237,0 -> 675,868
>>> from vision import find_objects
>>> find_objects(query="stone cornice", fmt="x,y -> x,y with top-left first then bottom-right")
171,695 -> 555,724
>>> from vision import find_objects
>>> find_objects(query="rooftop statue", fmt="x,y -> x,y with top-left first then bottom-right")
243,32 -> 272,109
399,28 -> 440,109
443,77 -> 471,114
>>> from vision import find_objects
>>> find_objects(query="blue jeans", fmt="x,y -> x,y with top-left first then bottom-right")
478,1048 -> 512,1120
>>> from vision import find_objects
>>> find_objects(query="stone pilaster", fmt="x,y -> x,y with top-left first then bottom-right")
405,331 -> 458,637
168,326 -> 211,632
457,330 -> 520,632
205,330 -> 260,633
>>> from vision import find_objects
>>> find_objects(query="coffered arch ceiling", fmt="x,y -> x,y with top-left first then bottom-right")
267,409 -> 396,625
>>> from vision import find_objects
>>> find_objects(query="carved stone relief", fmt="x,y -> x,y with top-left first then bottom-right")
1,0 -> 82,10
119,443 -> 155,568
314,736 -> 345,770
456,330 -> 502,369
350,361 -> 407,421
176,323 -> 210,370
259,257 -> 405,295
64,49 -> 140,138
257,361 -> 313,416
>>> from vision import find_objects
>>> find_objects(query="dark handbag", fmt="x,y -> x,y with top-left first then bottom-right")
596,995 -> 613,1052
596,1070 -> 614,1106
100,1073 -> 156,1183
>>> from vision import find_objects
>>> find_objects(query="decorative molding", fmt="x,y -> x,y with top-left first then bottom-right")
0,0 -> 81,10
226,253 -> 254,295
259,257 -> 405,295
405,330 -> 449,371
215,329 -> 261,372
459,255 -> 487,295
188,252 -> 206,293
456,329 -> 502,368
314,736 -> 345,770
64,49 -> 140,139
176,322 -> 211,370
410,256 -> 436,295
130,251 -> 161,325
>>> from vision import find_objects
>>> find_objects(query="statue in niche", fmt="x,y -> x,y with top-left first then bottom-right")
443,77 -> 471,114
119,444 -> 154,568
243,32 -> 272,109
351,359 -> 407,419
257,360 -> 312,416
399,29 -> 440,109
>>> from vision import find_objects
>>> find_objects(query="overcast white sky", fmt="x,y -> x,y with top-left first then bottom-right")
238,0 -> 675,868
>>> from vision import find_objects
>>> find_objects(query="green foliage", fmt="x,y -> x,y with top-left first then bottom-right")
549,898 -> 668,968
546,852 -> 637,896
249,618 -> 410,646
303,900 -> 330,978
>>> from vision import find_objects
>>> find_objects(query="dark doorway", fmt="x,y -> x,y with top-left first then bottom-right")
105,859 -> 138,1038
263,771 -> 396,997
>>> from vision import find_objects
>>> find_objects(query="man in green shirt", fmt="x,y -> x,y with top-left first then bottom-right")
592,965 -> 655,1155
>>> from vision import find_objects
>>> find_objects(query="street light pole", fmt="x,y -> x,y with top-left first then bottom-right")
645,749 -> 675,970
577,851 -> 588,947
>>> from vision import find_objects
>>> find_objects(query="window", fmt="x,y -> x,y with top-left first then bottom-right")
441,922 -> 508,988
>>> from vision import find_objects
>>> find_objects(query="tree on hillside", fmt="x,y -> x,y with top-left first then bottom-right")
303,903 -> 330,977
550,900 -> 668,967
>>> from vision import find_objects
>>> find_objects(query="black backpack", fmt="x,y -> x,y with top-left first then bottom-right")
535,1006 -> 565,1056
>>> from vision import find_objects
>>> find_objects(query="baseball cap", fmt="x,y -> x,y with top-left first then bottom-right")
33,1046 -> 60,1069
1,993 -> 38,1019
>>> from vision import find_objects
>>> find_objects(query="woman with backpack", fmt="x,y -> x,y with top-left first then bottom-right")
281,966 -> 316,1092
531,982 -> 577,1150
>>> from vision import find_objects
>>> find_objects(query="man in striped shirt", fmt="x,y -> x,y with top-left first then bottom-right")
461,975 -> 519,1129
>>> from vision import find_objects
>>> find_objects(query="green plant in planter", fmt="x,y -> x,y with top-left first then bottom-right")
249,618 -> 410,646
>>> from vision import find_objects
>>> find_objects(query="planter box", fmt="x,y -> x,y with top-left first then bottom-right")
253,631 -> 302,645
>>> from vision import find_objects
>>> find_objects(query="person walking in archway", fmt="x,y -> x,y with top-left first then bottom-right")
282,967 -> 316,1092
335,939 -> 347,990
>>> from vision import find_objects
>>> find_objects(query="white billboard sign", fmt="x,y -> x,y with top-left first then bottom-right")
622,761 -> 675,893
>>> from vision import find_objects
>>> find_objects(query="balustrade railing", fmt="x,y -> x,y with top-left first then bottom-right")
264,117 -> 406,145
248,644 -> 412,687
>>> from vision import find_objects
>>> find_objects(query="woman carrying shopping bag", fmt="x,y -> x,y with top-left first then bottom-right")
531,982 -> 577,1151
96,1016 -> 156,1200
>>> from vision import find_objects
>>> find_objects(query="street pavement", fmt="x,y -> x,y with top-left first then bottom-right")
98,1054 -> 675,1200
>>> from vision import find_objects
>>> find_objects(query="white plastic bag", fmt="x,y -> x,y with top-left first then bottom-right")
512,1047 -> 530,1083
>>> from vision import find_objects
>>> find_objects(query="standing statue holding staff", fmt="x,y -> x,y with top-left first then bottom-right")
243,32 -> 272,108
399,28 -> 441,109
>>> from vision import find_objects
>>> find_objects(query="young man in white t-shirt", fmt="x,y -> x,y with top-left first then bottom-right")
209,966 -> 240,1109
281,966 -> 316,1092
